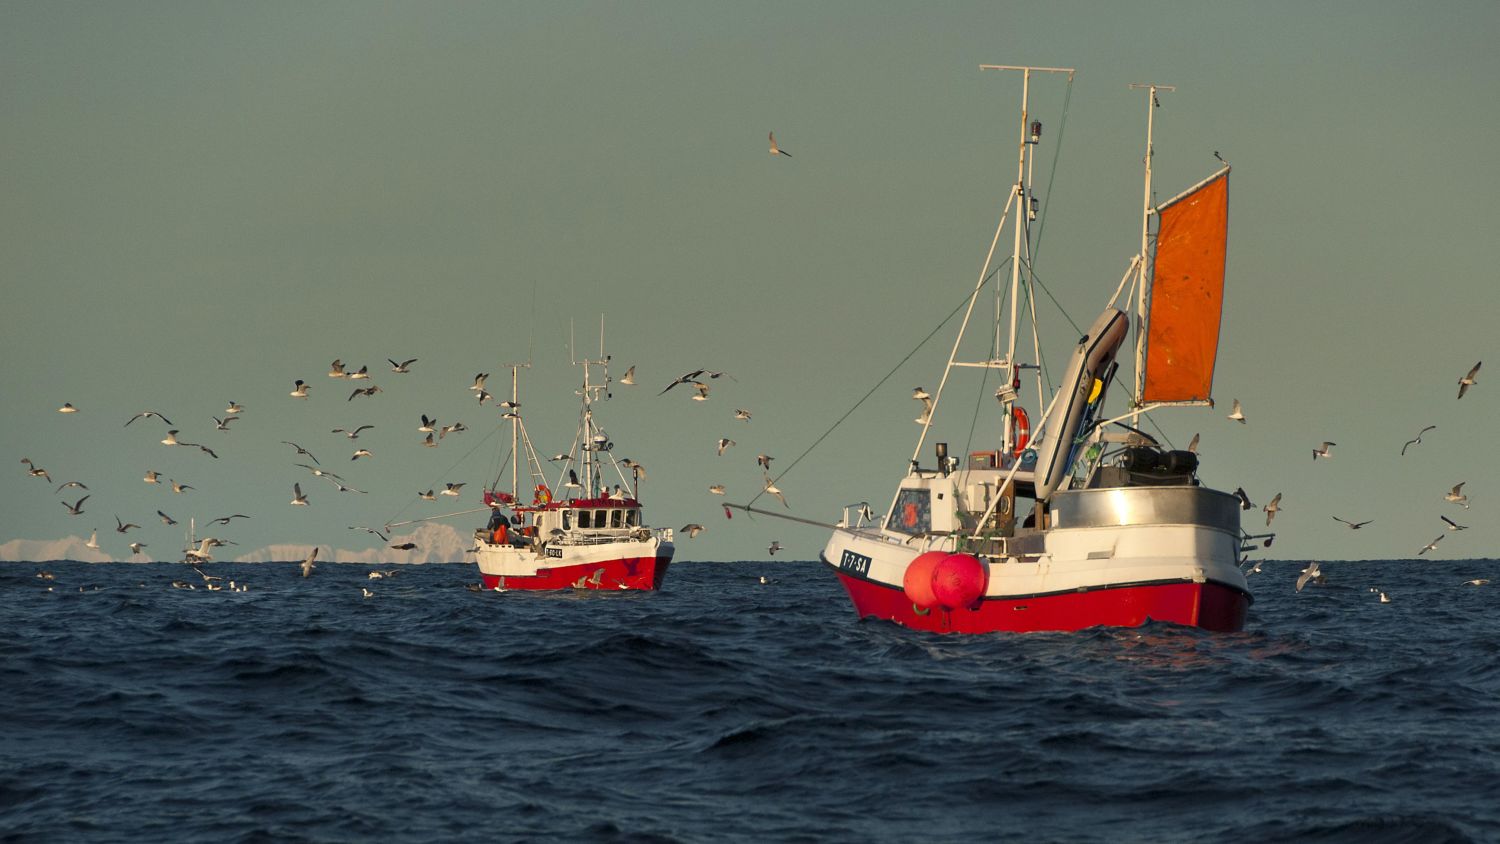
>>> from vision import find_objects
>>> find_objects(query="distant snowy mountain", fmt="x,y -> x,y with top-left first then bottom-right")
0,535 -> 116,563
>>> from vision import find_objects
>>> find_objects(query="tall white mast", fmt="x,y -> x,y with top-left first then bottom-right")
505,361 -> 529,498
1128,82 -> 1173,427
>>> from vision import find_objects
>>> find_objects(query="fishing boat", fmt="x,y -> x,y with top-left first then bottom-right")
472,349 -> 674,591
817,65 -> 1257,633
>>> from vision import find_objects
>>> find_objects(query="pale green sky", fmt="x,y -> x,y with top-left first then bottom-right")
4,1 -> 1499,563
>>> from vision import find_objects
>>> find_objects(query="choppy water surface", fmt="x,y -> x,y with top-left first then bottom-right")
2,559 -> 1498,842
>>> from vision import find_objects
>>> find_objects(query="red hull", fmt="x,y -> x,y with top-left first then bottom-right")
834,568 -> 1249,633
479,555 -> 671,592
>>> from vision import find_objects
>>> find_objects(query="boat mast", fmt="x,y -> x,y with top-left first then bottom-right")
506,361 -> 529,499
1128,82 -> 1173,427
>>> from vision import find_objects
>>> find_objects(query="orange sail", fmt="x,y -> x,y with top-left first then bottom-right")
1141,168 -> 1229,404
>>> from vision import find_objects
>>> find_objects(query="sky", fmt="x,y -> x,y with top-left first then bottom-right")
3,1 -> 1500,564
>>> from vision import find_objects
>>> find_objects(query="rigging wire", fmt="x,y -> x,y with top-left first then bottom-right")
381,423 -> 504,529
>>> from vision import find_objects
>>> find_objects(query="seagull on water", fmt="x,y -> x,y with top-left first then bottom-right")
1379,591 -> 1391,603
369,569 -> 398,579
290,380 -> 310,398
1312,441 -> 1336,460
1227,398 -> 1246,424
290,483 -> 308,506
1464,579 -> 1490,586
1295,561 -> 1321,592
769,131 -> 792,157
1401,425 -> 1435,456
388,358 -> 418,373
1457,361 -> 1481,399
1333,516 -> 1372,529
1445,482 -> 1470,509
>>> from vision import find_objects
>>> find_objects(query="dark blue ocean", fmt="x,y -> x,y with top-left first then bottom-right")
2,560 -> 1498,843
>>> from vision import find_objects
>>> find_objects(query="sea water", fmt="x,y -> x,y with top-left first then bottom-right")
1,559 -> 1497,843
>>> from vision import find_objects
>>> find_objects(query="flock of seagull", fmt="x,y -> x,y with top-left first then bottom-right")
1227,360 -> 1487,600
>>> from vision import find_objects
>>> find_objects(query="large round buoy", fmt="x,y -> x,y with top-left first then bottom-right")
1012,406 -> 1031,457
902,551 -> 948,609
931,553 -> 987,611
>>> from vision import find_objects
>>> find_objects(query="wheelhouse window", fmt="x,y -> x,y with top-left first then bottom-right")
562,510 -> 572,530
577,510 -> 590,528
593,510 -> 606,528
888,488 -> 932,536
610,510 -> 623,528
625,509 -> 639,527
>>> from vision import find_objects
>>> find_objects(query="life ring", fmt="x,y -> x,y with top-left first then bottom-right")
534,484 -> 552,505
1012,406 -> 1031,457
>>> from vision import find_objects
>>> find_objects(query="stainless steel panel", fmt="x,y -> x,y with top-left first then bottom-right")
1050,486 -> 1240,533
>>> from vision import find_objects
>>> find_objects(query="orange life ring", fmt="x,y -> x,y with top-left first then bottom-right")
534,484 -> 552,505
1012,406 -> 1031,457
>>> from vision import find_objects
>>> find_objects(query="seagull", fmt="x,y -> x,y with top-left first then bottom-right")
328,359 -> 347,378
1418,534 -> 1445,555
691,382 -> 710,401
290,380 -> 310,398
1232,487 -> 1254,511
330,480 -> 367,494
1227,398 -> 1246,423
1379,591 -> 1391,604
85,529 -> 100,550
418,489 -> 435,501
57,402 -> 78,413
170,480 -> 193,494
184,538 -> 220,563
346,365 -> 370,381
469,373 -> 489,392
1457,361 -> 1481,399
301,547 -> 318,577
114,515 -> 141,533
1401,425 -> 1435,456
196,444 -> 219,460
659,370 -> 707,395
421,432 -> 438,448
1441,515 -> 1468,531
209,514 -> 250,526
333,425 -> 374,439
440,422 -> 467,438
128,542 -> 147,556
441,482 -> 466,497
362,587 -> 376,598
388,358 -> 418,373
351,448 -> 373,461
125,410 -> 173,427
476,389 -> 493,406
763,477 -> 788,508
282,441 -> 319,464
621,459 -> 647,480
418,414 -> 437,433
61,495 -> 89,515
160,430 -> 181,446
768,540 -> 783,555
225,401 -> 245,414
620,365 -> 636,385
1312,441 -> 1336,460
1263,493 -> 1282,526
708,484 -> 726,495
295,463 -> 342,480
369,569 -> 399,579
769,131 -> 791,157
756,454 -> 774,470
157,510 -> 177,525
1187,433 -> 1200,454
212,416 -> 239,431
1445,482 -> 1470,509
54,480 -> 88,493
347,385 -> 382,401
565,469 -> 582,490
716,438 -> 736,456
734,409 -> 752,421
1332,516 -> 1372,529
1244,560 -> 1265,576
390,542 -> 417,551
1295,561 -> 1321,592
681,524 -> 704,538
1464,579 -> 1490,586
290,483 -> 308,505
498,401 -> 520,412
913,387 -> 934,424
350,525 -> 389,541
548,453 -> 573,463
144,470 -> 161,484
20,458 -> 50,482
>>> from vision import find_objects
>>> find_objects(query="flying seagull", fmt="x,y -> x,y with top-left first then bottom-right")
54,480 -> 88,493
388,358 -> 418,373
157,510 -> 177,525
390,542 -> 417,551
209,514 -> 250,526
681,524 -> 704,539
716,438 -> 736,456
351,448 -> 373,461
1418,534 -> 1445,555
348,386 -> 382,401
1457,361 -> 1481,399
225,401 -> 245,414
734,409 -> 752,421
346,365 -> 370,380
300,547 -> 318,578
290,483 -> 309,506
282,441 -> 319,464
1445,482 -> 1470,509
290,380 -> 310,398
212,416 -> 238,431
768,540 -> 784,555
333,425 -> 374,439
469,373 -> 489,392
659,370 -> 707,395
1295,561 -> 1321,593
21,458 -> 50,482
1440,515 -> 1468,531
125,410 -> 173,427
769,131 -> 791,157
913,387 -> 934,424
61,495 -> 89,516
441,482 -> 465,497
1263,493 -> 1282,526
144,470 -> 161,484
1401,425 -> 1436,456
170,479 -> 193,494
114,515 -> 141,533
1332,516 -> 1372,529
620,365 -> 636,385
708,484 -> 726,495
328,360 -> 346,378
1187,433 -> 1200,454
1232,487 -> 1254,511
1227,398 -> 1246,424
1312,441 -> 1336,460
58,402 -> 78,413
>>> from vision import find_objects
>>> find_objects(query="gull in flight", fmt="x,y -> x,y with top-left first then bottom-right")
1457,361 -> 1481,399
692,382 -> 711,401
476,389 -> 493,406
548,453 -> 573,463
209,514 -> 250,526
388,358 -> 418,373
769,131 -> 791,157
681,524 -> 704,538
418,489 -> 435,501
290,483 -> 309,505
1295,561 -> 1321,592
225,401 -> 245,414
351,448 -> 373,461
114,515 -> 141,534
330,480 -> 367,494
1232,487 -> 1254,511
295,463 -> 341,480
61,495 -> 89,515
58,402 -> 78,413
21,459 -> 50,482
144,470 -> 161,484
440,422 -> 467,438
756,454 -> 774,471
1312,441 -> 1336,460
763,476 -> 788,508
54,480 -> 88,493
301,547 -> 318,578
419,414 -> 437,433
1445,482 -> 1470,509
346,365 -> 370,381
441,482 -> 466,497
1263,493 -> 1281,526
160,430 -> 182,446
125,410 -> 173,427
348,385 -> 382,401
708,484 -> 726,495
768,540 -> 784,555
1227,398 -> 1246,424
170,479 -> 193,494
1440,515 -> 1468,531
659,370 -> 707,395
717,438 -> 736,456
913,387 -> 934,424
621,459 -> 647,480
350,525 -> 389,542
184,538 -> 225,563
1401,425 -> 1435,456
1418,534 -> 1445,555
157,510 -> 177,525
620,366 -> 636,386
85,529 -> 100,550
212,416 -> 238,431
390,542 -> 417,551
422,432 -> 437,448
469,373 -> 490,392
734,409 -> 752,422
328,359 -> 347,378
333,425 -> 374,439
290,380 -> 310,398
1332,516 -> 1372,529
129,542 -> 147,556
282,441 -> 319,464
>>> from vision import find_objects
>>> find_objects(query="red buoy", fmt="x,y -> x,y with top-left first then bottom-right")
902,551 -> 948,609
932,554 -> 987,611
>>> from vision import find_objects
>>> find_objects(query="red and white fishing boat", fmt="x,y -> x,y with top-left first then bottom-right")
818,65 -> 1259,633
473,349 -> 674,591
